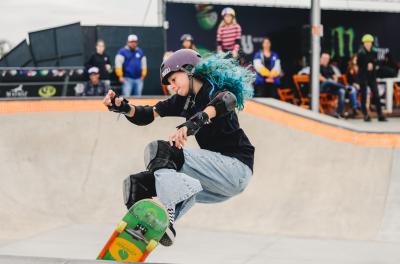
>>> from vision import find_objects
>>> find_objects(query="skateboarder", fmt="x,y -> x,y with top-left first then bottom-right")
103,49 -> 255,247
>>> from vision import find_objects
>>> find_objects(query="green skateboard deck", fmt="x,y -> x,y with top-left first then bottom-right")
97,199 -> 169,262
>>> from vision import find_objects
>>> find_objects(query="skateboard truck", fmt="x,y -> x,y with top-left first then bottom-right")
126,226 -> 149,244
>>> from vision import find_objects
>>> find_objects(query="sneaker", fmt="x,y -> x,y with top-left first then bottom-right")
378,115 -> 388,122
363,115 -> 371,122
348,108 -> 359,119
333,112 -> 342,119
159,223 -> 176,246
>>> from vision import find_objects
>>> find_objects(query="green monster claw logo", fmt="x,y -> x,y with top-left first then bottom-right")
38,85 -> 57,97
195,4 -> 218,30
331,26 -> 355,58
118,249 -> 129,260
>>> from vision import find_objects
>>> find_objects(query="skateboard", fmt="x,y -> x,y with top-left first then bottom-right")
97,199 -> 169,262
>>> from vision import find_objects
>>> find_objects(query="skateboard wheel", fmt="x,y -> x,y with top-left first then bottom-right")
146,239 -> 157,252
116,221 -> 127,233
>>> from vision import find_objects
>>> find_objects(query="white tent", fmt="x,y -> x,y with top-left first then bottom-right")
166,0 -> 400,13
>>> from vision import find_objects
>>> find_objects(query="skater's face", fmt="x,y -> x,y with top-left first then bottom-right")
223,14 -> 234,24
89,73 -> 100,84
127,40 -> 138,50
167,71 -> 189,96
320,53 -> 330,66
182,40 -> 192,49
96,41 -> 105,54
363,41 -> 372,51
262,38 -> 271,51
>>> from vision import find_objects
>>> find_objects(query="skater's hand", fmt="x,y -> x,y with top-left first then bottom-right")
169,126 -> 188,149
103,89 -> 116,107
103,90 -> 133,115
103,90 -> 125,108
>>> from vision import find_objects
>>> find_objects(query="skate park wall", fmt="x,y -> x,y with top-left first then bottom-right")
1,98 -> 399,242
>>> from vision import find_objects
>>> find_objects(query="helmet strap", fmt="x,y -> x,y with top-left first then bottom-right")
181,67 -> 196,115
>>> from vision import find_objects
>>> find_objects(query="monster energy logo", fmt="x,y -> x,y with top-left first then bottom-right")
331,26 -> 354,58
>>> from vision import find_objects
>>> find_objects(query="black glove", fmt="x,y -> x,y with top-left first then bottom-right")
176,111 -> 210,136
108,96 -> 131,115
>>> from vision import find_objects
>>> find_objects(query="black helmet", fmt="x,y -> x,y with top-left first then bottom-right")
160,49 -> 201,85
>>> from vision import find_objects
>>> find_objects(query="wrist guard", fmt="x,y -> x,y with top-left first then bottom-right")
108,96 -> 131,115
176,111 -> 210,136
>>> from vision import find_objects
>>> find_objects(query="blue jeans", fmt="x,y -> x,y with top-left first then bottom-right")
154,148 -> 252,220
347,85 -> 359,109
320,80 -> 346,114
122,77 -> 143,96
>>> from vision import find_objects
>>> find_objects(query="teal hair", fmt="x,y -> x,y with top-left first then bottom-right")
193,52 -> 255,110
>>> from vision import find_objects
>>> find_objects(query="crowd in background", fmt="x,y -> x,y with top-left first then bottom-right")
81,6 -> 399,122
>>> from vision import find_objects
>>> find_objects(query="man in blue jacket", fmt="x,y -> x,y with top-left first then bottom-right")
115,34 -> 147,96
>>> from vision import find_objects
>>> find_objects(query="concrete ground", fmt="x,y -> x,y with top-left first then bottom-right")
1,98 -> 400,263
1,225 -> 400,264
346,117 -> 400,132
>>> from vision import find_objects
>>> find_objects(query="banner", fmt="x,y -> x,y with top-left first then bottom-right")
0,83 -> 82,98
166,3 -> 400,83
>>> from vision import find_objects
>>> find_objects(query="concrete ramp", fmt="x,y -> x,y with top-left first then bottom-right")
0,255 -> 137,264
1,98 -> 400,247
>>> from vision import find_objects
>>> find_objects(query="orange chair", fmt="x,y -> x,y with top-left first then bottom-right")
394,82 -> 400,108
340,74 -> 349,86
277,87 -> 297,105
292,74 -> 311,108
319,93 -> 338,114
292,74 -> 339,115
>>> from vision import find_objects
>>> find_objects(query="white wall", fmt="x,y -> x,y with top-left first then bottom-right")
0,0 -> 160,46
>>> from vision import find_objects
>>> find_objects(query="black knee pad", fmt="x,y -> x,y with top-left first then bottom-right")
144,140 -> 184,173
123,171 -> 156,209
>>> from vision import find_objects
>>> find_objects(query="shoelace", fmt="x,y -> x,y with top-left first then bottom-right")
167,207 -> 175,225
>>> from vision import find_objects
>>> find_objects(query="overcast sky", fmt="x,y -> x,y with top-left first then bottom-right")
0,0 -> 160,46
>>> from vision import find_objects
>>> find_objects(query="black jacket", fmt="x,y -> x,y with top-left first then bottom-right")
357,47 -> 378,78
85,52 -> 111,80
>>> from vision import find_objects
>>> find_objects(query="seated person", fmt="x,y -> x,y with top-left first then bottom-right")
83,67 -> 109,96
320,53 -> 357,118
378,52 -> 398,78
346,55 -> 361,117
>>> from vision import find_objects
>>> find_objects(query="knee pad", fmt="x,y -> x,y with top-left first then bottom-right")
144,140 -> 184,173
123,171 -> 156,209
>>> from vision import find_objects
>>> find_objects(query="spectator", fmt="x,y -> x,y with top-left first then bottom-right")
83,67 -> 109,96
85,40 -> 112,83
378,51 -> 398,78
357,34 -> 387,122
180,34 -> 197,51
320,52 -> 357,118
253,37 -> 281,98
346,55 -> 361,117
216,7 -> 242,58
115,34 -> 147,96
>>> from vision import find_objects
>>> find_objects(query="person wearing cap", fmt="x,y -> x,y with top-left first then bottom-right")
357,34 -> 387,122
216,7 -> 242,58
180,34 -> 197,51
103,49 -> 255,247
83,67 -> 109,96
115,34 -> 147,96
85,39 -> 112,83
